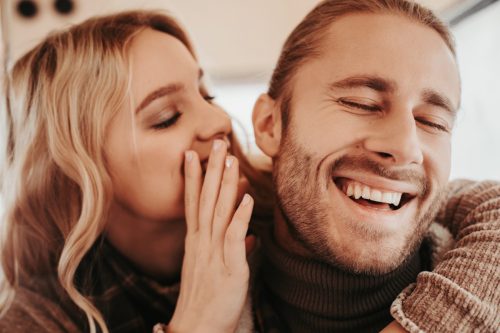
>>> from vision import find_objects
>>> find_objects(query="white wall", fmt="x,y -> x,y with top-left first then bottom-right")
449,1 -> 500,180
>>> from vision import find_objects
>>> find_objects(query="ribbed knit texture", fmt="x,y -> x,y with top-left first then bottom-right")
391,180 -> 500,333
258,225 -> 427,333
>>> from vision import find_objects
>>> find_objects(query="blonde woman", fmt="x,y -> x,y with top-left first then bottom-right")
0,9 -> 498,333
0,11 -> 266,333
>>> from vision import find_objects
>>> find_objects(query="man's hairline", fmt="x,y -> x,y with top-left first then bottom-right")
272,12 -> 460,124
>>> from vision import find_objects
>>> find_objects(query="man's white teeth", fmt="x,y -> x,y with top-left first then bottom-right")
344,182 -> 402,206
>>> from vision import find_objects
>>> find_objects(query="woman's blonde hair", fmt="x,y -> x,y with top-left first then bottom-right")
0,10 -> 270,333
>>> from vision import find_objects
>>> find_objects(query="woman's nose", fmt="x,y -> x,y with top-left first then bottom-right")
190,100 -> 232,161
196,103 -> 232,142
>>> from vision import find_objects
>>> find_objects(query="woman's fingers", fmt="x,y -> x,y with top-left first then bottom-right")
198,140 -> 227,240
211,156 -> 239,248
185,140 -> 253,265
224,194 -> 254,270
174,148 -> 252,333
184,150 -> 202,234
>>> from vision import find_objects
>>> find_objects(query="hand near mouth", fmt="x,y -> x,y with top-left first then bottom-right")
168,140 -> 254,333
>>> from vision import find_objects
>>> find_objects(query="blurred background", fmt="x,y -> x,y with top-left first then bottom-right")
0,0 -> 499,190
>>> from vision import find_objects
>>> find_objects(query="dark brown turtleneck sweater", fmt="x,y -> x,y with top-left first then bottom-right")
252,224 -> 430,333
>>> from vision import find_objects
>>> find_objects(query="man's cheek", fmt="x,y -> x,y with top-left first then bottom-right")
424,138 -> 451,180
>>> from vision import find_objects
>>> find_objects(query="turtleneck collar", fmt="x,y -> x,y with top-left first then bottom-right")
257,224 -> 426,333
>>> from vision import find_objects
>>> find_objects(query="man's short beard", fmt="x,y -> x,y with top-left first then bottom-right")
273,132 -> 445,275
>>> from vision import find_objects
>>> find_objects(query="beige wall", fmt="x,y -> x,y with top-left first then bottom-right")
3,0 -> 467,81
4,0 -> 320,80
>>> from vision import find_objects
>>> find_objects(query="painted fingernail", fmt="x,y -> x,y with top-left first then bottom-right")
225,157 -> 234,168
213,140 -> 223,151
241,194 -> 252,206
185,151 -> 193,162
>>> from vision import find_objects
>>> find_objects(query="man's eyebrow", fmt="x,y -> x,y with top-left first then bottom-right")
422,89 -> 457,116
135,69 -> 204,114
329,75 -> 396,93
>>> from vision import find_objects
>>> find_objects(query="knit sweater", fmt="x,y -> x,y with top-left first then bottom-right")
0,179 -> 499,332
250,179 -> 500,333
391,180 -> 500,332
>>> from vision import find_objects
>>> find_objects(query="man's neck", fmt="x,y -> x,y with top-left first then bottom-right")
104,201 -> 186,283
258,208 -> 424,332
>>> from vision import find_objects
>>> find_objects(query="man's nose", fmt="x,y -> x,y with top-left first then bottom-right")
363,111 -> 424,166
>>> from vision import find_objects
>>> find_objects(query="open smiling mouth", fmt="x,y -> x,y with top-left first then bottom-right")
333,177 -> 415,211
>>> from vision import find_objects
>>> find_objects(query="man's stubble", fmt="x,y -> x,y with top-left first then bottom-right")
272,129 -> 445,275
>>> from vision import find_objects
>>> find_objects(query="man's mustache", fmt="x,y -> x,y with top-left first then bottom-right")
329,155 -> 428,197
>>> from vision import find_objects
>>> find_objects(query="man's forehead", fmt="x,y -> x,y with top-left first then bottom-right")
291,12 -> 461,109
319,13 -> 456,61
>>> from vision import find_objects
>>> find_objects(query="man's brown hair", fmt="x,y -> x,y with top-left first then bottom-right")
268,0 -> 456,127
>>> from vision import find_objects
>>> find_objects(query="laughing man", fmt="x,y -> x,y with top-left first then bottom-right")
250,0 -> 500,332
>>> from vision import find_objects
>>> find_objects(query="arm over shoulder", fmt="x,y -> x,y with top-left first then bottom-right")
391,179 -> 500,333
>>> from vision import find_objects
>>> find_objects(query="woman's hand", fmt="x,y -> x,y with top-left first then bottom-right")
168,140 -> 254,333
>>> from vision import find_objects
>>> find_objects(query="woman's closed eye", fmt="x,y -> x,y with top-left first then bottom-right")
151,110 -> 182,130
203,94 -> 215,103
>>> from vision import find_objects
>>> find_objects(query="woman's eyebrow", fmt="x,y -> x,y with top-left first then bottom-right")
136,69 -> 204,114
135,83 -> 185,114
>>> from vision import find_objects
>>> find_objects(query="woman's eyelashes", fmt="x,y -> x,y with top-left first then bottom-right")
148,92 -> 214,130
152,110 -> 182,130
203,94 -> 215,103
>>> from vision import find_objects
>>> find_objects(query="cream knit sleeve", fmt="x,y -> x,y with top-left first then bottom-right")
391,179 -> 500,333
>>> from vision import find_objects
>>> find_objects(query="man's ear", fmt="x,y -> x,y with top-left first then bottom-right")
252,93 -> 282,158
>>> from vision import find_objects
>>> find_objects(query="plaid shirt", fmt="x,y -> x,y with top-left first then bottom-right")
76,238 -> 180,333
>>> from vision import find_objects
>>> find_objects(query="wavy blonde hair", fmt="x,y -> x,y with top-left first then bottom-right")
0,10 -> 270,333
